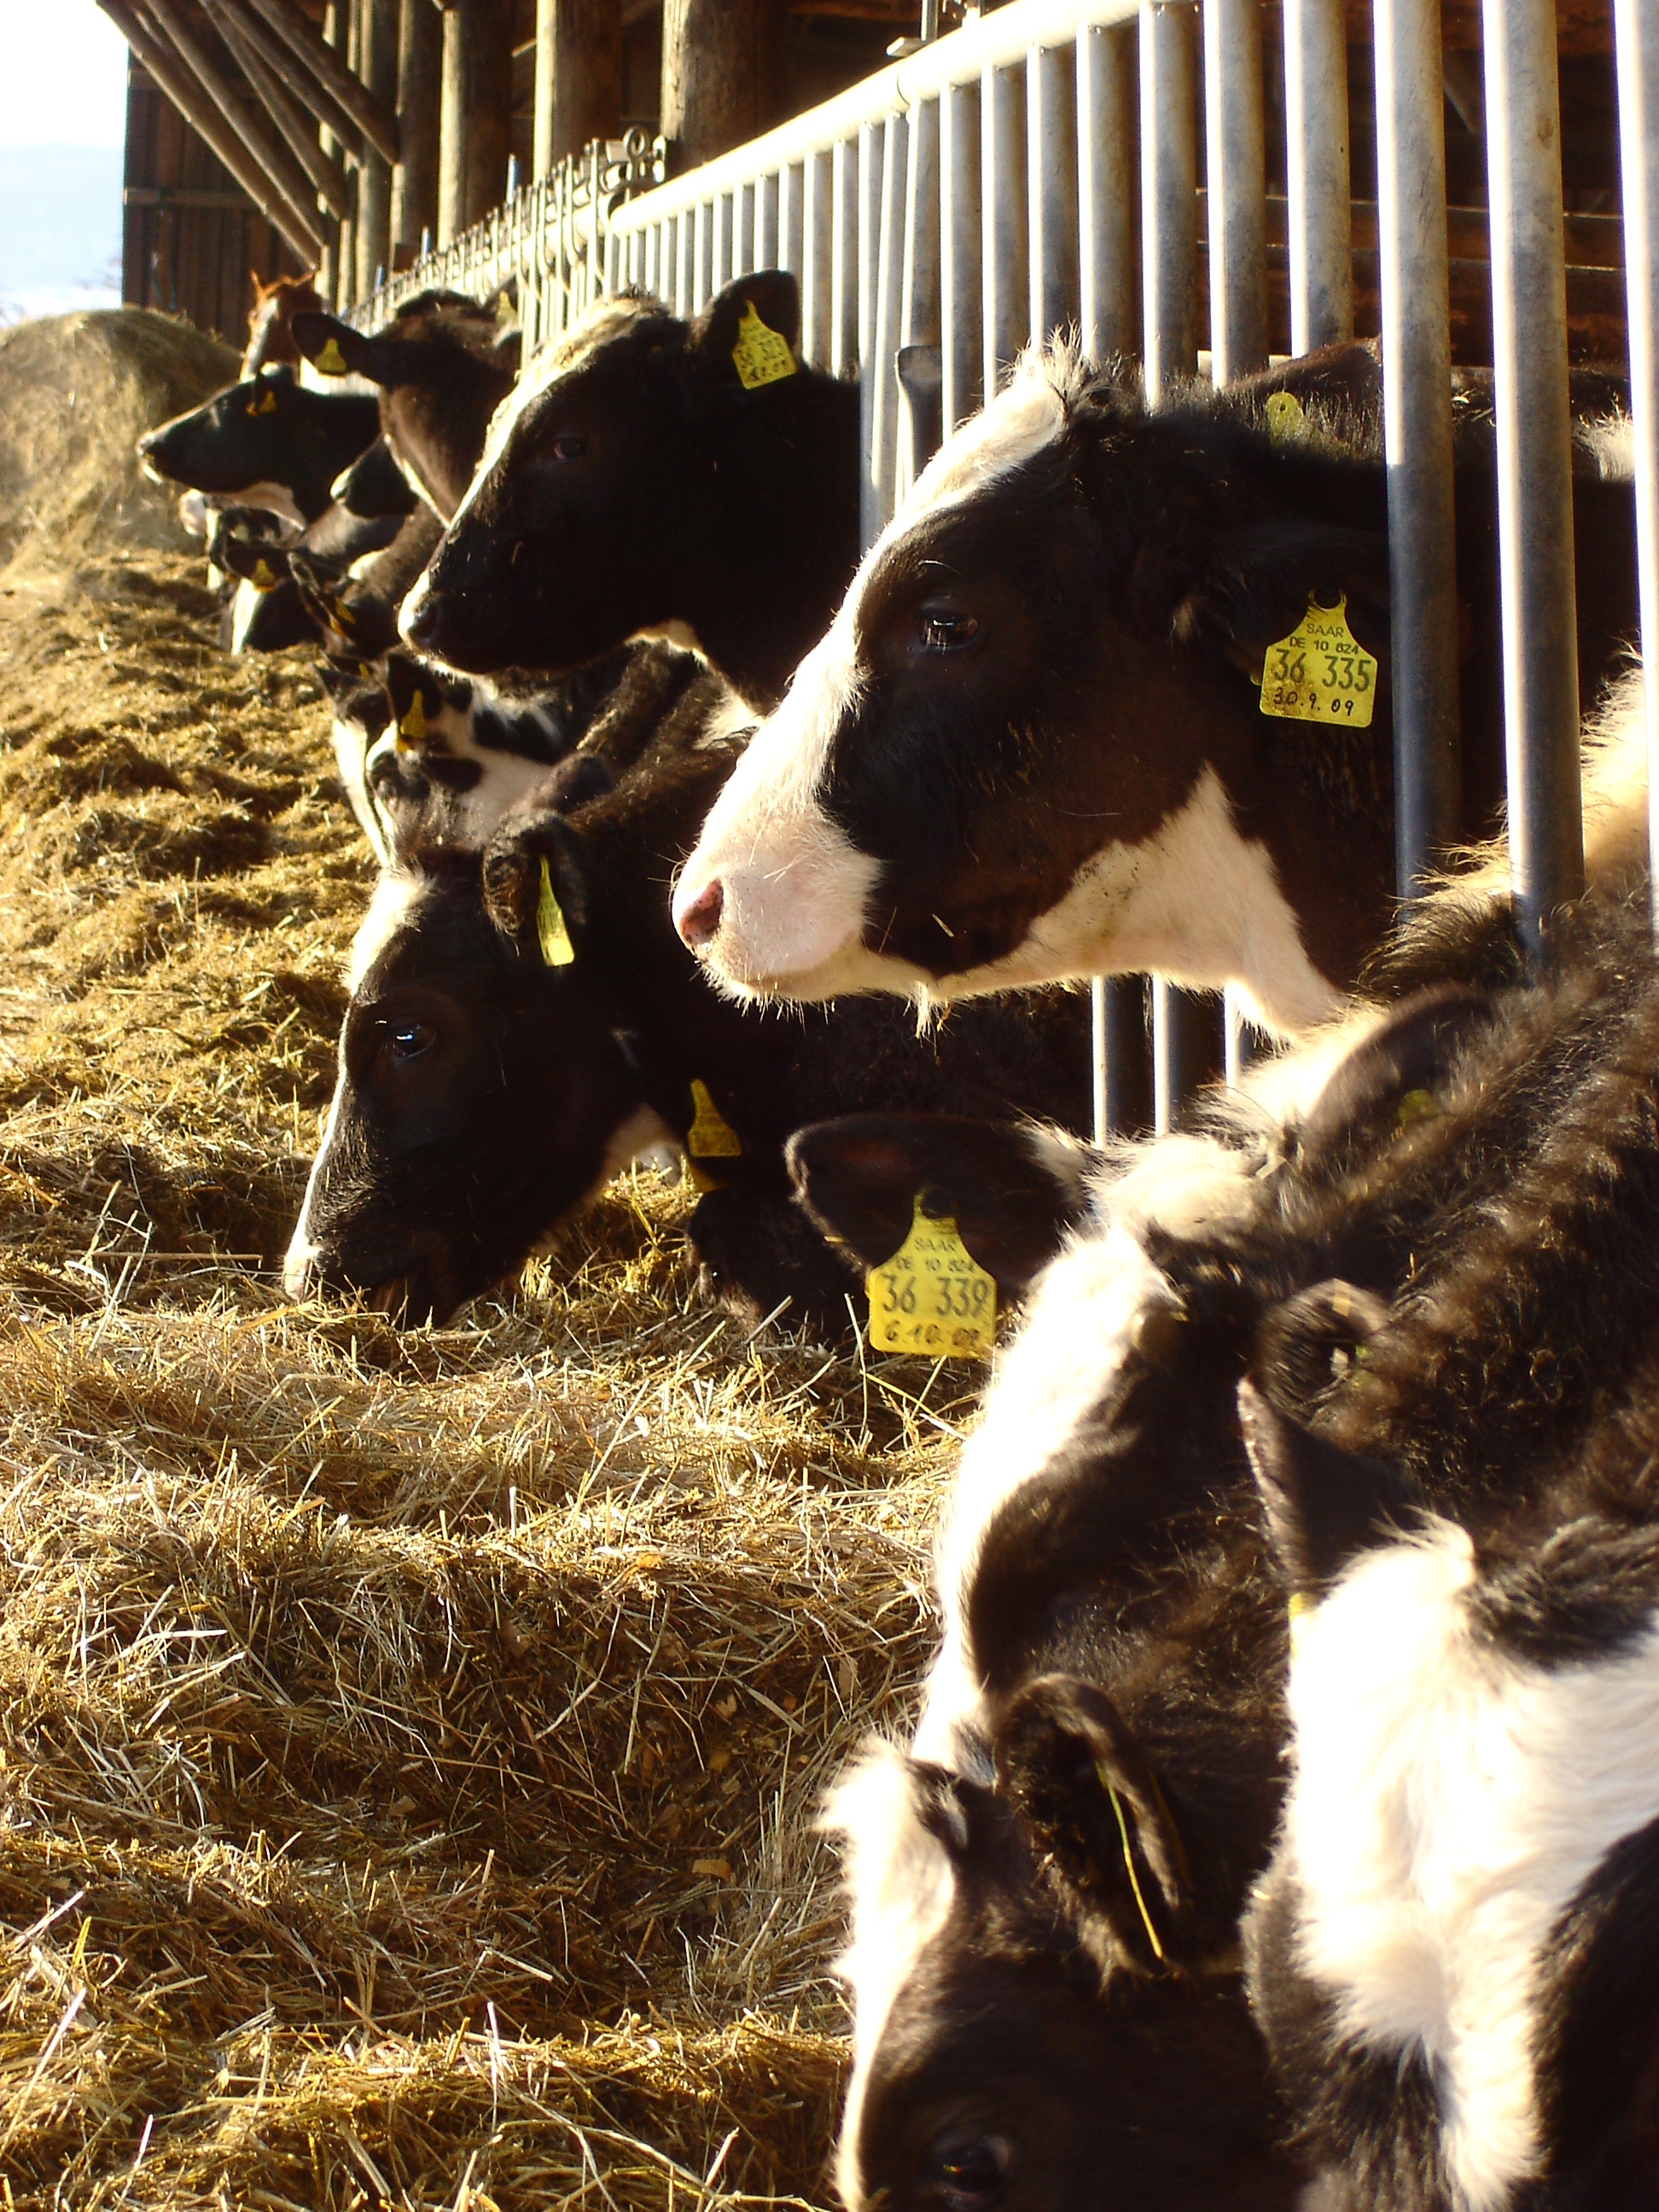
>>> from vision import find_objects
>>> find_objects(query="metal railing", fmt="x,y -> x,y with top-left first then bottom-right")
350,0 -> 1654,1138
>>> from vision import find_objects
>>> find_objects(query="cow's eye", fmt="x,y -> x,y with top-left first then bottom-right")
549,431 -> 589,462
384,1018 -> 437,1064
925,2133 -> 1013,2210
917,608 -> 981,655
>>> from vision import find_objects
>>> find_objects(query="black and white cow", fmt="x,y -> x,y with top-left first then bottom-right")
291,290 -> 521,522
330,434 -> 421,522
283,660 -> 1097,1330
399,273 -> 864,712
217,498 -> 409,657
287,505 -> 445,663
672,344 -> 1642,1034
1239,906 -> 1659,2212
137,363 -> 380,527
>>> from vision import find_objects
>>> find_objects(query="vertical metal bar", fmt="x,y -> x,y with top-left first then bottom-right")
1139,0 -> 1197,403
941,77 -> 983,432
644,218 -> 660,296
1481,0 -> 1583,950
757,170 -> 780,265
859,118 -> 888,550
1203,0 -> 1267,382
712,189 -> 731,294
1077,21 -> 1138,361
871,110 -> 911,535
981,60 -> 1029,401
605,225 -> 620,293
783,159 -> 807,274
1029,38 -> 1080,344
1284,0 -> 1353,350
693,197 -> 710,309
677,207 -> 694,317
1152,979 -> 1214,1134
831,136 -> 859,377
734,179 -> 755,278
899,96 -> 942,493
1615,0 -> 1659,924
1374,0 -> 1462,894
804,147 -> 835,365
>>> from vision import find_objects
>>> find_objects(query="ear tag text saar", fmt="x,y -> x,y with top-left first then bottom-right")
866,1195 -> 996,1358
537,857 -> 575,967
315,336 -> 349,375
1259,592 -> 1377,729
397,688 -> 428,750
731,301 -> 796,391
1264,390 -> 1307,442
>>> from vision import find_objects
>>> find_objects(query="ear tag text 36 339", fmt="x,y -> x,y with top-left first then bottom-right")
866,1196 -> 996,1358
1259,591 -> 1377,728
537,858 -> 575,967
731,301 -> 796,391
315,335 -> 350,375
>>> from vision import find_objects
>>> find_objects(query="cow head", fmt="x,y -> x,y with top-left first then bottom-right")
284,777 -> 666,1324
826,1743 -> 1309,2212
293,290 -> 521,521
672,343 -> 1394,1036
399,274 -> 812,681
137,364 -> 377,525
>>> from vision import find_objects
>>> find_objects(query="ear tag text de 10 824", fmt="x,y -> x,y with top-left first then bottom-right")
1259,591 -> 1377,729
397,688 -> 428,751
315,335 -> 350,375
537,858 -> 575,967
731,301 -> 796,391
866,1196 -> 996,1358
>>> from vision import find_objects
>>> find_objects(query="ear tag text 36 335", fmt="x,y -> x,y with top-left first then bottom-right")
537,858 -> 575,967
866,1196 -> 996,1357
1259,592 -> 1377,728
731,301 -> 796,391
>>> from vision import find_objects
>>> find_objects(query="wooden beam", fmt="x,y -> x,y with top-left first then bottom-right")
357,0 -> 398,292
99,0 -> 322,259
438,0 -> 513,244
212,0 -> 370,165
534,0 -> 622,175
243,0 -> 399,164
392,0 -> 441,250
661,0 -> 785,172
205,0 -> 350,216
143,0 -> 327,253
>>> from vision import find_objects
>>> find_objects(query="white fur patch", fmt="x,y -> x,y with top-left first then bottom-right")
227,578 -> 261,658
346,866 -> 429,994
822,1743 -> 962,2210
1575,410 -> 1634,481
227,480 -> 306,528
336,717 -> 392,865
1286,1527 -> 1659,2210
285,1074 -> 346,1298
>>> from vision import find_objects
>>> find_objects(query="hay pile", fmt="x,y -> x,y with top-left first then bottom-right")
0,311 -> 238,582
0,370 -> 975,2207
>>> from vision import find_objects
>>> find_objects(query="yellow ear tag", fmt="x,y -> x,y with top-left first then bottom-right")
251,556 -> 276,589
397,688 -> 428,751
1287,1590 -> 1311,1661
330,597 -> 356,631
1265,389 -> 1307,442
1259,591 -> 1378,730
687,1079 -> 742,1159
731,300 -> 797,391
249,385 -> 279,415
866,1195 -> 997,1358
537,857 -> 576,967
315,335 -> 349,375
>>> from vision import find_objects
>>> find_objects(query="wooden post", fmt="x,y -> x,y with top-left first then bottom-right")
439,0 -> 513,243
393,0 -> 441,253
317,0 -> 341,301
206,0 -> 349,218
214,0 -> 370,165
143,0 -> 325,255
242,0 -> 399,166
335,0 -> 357,306
534,0 -> 622,175
99,0 -> 321,259
661,0 -> 784,172
356,0 -> 398,294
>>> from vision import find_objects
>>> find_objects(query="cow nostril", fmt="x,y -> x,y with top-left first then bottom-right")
676,878 -> 725,949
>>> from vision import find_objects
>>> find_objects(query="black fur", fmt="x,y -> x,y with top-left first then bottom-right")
137,364 -> 380,522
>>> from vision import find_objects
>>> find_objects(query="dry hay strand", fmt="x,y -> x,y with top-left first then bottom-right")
0,311 -> 238,587
0,522 -> 988,2203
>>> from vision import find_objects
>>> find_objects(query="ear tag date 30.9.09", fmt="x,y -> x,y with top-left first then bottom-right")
1259,591 -> 1377,727
866,1196 -> 997,1358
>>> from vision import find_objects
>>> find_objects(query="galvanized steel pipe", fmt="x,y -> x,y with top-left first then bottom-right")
1283,0 -> 1353,348
1202,0 -> 1268,382
1614,0 -> 1659,925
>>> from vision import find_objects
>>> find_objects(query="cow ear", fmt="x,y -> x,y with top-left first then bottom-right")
685,272 -> 802,394
481,810 -> 593,965
1295,983 -> 1494,1166
786,1113 -> 1092,1299
995,1675 -> 1196,1974
218,534 -> 291,589
1237,1378 -> 1422,1598
1251,1277 -> 1390,1409
291,311 -> 377,381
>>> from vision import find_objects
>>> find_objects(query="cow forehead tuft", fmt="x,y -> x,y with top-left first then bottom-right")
347,867 -> 435,993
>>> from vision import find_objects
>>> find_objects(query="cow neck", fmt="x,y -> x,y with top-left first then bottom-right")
292,392 -> 382,519
681,373 -> 862,711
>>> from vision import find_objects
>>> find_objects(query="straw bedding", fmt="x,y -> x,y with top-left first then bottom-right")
0,315 -> 975,2209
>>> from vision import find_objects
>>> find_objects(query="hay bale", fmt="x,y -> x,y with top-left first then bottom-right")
0,310 -> 239,583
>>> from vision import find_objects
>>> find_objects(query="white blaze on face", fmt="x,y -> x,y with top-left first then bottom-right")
1285,1528 -> 1659,2212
